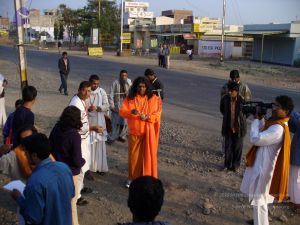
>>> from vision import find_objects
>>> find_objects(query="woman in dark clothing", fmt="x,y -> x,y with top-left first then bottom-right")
49,105 -> 85,225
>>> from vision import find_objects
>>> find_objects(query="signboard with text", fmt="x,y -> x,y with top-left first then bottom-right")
125,2 -> 149,8
88,47 -> 103,57
198,41 -> 233,58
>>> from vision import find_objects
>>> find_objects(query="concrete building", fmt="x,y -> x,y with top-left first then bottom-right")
27,9 -> 57,42
161,10 -> 193,24
123,1 -> 154,26
0,16 -> 9,30
123,1 -> 154,50
244,21 -> 300,66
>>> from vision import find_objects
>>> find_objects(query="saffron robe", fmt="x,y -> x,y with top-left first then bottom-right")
119,94 -> 162,180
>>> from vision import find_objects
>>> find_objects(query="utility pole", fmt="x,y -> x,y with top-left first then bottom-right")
14,0 -> 28,88
98,0 -> 101,46
120,0 -> 124,54
220,0 -> 226,63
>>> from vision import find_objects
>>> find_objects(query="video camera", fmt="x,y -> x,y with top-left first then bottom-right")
242,101 -> 274,116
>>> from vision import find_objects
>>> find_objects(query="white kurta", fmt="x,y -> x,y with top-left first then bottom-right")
240,118 -> 284,206
87,87 -> 109,172
0,74 -> 7,127
69,95 -> 90,173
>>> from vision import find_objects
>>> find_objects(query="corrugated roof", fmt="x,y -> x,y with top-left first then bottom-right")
242,30 -> 288,35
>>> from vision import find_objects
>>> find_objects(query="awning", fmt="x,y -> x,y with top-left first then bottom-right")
242,30 -> 289,36
152,33 -> 183,37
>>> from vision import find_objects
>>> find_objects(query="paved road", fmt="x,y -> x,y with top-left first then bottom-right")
1,45 -> 300,130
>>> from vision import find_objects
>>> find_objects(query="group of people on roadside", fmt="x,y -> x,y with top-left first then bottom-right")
0,62 -> 166,225
220,69 -> 300,225
157,43 -> 170,69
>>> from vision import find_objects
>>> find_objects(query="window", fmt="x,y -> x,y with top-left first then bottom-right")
234,41 -> 241,47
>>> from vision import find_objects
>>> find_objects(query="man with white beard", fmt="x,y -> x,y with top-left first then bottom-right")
86,75 -> 109,175
0,73 -> 7,128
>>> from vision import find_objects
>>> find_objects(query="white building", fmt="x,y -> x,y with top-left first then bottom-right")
123,1 -> 154,26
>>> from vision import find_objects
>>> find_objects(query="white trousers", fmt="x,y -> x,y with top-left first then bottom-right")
77,137 -> 90,199
90,141 -> 108,172
0,98 -> 7,127
253,204 -> 269,225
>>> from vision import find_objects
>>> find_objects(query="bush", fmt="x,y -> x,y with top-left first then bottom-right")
293,59 -> 300,68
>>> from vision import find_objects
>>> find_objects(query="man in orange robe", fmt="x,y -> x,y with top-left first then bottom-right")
120,77 -> 162,188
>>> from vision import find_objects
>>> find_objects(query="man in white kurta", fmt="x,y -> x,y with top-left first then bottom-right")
69,81 -> 102,204
87,75 -> 109,173
0,73 -> 7,127
240,95 -> 294,225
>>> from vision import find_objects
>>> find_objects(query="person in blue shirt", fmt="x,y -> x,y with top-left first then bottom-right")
288,111 -> 300,209
12,86 -> 37,147
119,176 -> 171,225
2,99 -> 23,144
10,133 -> 74,225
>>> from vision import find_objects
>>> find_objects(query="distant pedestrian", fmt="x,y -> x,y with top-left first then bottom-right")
221,70 -> 252,102
118,176 -> 171,225
58,51 -> 70,96
107,70 -> 132,144
0,73 -> 8,128
144,68 -> 164,100
12,85 -> 37,147
186,48 -> 193,60
161,44 -> 170,69
10,133 -> 74,225
157,44 -> 163,67
58,41 -> 62,54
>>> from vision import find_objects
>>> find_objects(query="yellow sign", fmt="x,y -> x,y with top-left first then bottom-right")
192,24 -> 201,33
88,47 -> 103,57
122,39 -> 131,44
170,47 -> 180,55
122,32 -> 131,40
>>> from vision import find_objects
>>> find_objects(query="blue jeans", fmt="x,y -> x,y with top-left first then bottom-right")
59,73 -> 68,94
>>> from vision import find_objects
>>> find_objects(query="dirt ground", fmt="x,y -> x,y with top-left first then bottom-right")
0,49 -> 300,225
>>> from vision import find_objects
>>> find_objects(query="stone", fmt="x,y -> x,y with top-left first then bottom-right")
279,214 -> 288,223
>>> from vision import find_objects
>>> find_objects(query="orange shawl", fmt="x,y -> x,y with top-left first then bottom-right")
15,146 -> 55,179
245,117 -> 290,202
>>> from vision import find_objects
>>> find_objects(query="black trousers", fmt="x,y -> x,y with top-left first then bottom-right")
224,133 -> 243,169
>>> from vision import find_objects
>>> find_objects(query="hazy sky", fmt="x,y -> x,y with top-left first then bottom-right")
1,0 -> 299,25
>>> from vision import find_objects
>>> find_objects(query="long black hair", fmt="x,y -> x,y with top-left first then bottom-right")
128,76 -> 153,100
57,106 -> 83,131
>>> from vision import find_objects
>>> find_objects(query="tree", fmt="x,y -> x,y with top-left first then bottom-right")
78,0 -> 120,46
59,7 -> 79,49
58,23 -> 64,40
54,22 -> 59,41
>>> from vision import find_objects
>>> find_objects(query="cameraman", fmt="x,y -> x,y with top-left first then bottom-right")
220,82 -> 247,172
240,95 -> 294,225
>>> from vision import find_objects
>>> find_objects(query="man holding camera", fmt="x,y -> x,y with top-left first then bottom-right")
240,95 -> 294,225
220,82 -> 247,172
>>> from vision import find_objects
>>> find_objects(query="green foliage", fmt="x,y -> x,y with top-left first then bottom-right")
54,22 -> 59,40
59,23 -> 64,40
58,0 -> 120,46
294,59 -> 300,68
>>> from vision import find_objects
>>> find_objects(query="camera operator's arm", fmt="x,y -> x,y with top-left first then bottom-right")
250,119 -> 284,146
288,111 -> 300,133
